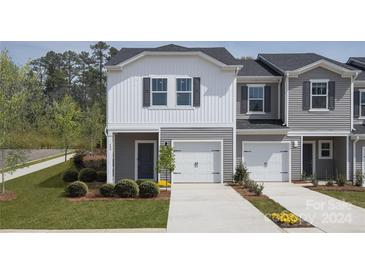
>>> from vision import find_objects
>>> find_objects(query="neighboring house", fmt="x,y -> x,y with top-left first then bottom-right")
105,44 -> 363,184
347,57 -> 365,181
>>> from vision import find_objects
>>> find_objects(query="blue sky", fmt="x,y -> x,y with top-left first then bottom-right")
1,41 -> 365,65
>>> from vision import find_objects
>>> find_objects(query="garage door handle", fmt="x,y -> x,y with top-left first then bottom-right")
174,150 -> 182,152
280,172 -> 288,174
244,150 -> 252,152
212,172 -> 220,174
280,150 -> 288,152
173,172 -> 181,174
211,150 -> 220,152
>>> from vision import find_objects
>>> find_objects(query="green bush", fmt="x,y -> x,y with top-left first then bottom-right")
139,181 -> 160,198
136,179 -> 150,186
64,181 -> 88,197
252,183 -> 264,196
99,184 -> 115,197
336,173 -> 346,186
234,162 -> 249,185
355,170 -> 364,187
78,168 -> 97,182
96,171 -> 107,182
73,151 -> 86,170
114,179 -> 139,198
62,170 -> 79,182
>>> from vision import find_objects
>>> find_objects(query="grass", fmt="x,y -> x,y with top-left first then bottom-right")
0,161 -> 169,229
246,197 -> 287,216
0,151 -> 74,173
316,190 -> 365,209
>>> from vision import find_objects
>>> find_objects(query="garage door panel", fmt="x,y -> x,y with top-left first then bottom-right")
174,141 -> 221,183
243,143 -> 289,182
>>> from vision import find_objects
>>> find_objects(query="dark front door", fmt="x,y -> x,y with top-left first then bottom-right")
137,143 -> 154,179
303,143 -> 313,177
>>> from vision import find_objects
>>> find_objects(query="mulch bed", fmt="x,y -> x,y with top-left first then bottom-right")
231,184 -> 313,228
306,185 -> 365,192
0,191 -> 17,201
67,189 -> 170,202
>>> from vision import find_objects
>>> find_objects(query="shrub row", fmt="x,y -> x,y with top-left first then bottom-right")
73,150 -> 106,171
62,168 -> 106,183
99,179 -> 160,198
244,179 -> 264,196
234,161 -> 264,196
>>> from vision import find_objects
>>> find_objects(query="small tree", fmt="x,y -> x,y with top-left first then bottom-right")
157,145 -> 175,191
82,102 -> 105,151
53,95 -> 81,161
234,162 -> 249,185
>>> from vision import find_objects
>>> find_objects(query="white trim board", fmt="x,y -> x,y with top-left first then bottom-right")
318,140 -> 333,160
171,139 -> 224,184
134,140 -> 158,181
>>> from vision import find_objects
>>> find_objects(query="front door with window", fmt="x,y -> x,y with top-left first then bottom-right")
137,143 -> 155,179
303,143 -> 314,177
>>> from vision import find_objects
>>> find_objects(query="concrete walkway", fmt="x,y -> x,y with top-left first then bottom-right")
263,183 -> 365,233
2,154 -> 74,182
167,184 -> 282,233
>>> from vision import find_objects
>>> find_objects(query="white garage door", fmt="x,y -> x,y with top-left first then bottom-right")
173,141 -> 222,183
243,142 -> 289,182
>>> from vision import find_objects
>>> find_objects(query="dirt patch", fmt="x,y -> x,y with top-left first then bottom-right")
0,191 -> 17,201
306,185 -> 365,192
67,189 -> 170,202
231,184 -> 313,228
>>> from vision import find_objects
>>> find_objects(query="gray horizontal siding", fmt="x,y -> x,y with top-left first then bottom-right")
160,127 -> 234,182
236,135 -> 301,180
237,83 -> 279,119
288,67 -> 351,131
114,133 -> 158,182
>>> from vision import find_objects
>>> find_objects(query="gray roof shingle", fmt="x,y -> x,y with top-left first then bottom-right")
236,119 -> 287,130
106,44 -> 241,66
347,57 -> 365,80
237,59 -> 281,77
354,124 -> 365,134
258,53 -> 356,73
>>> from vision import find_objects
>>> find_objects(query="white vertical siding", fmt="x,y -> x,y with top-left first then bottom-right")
107,55 -> 236,128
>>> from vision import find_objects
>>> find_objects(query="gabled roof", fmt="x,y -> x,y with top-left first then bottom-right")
236,119 -> 286,130
237,59 -> 281,77
106,44 -> 242,66
258,53 -> 357,75
347,57 -> 365,81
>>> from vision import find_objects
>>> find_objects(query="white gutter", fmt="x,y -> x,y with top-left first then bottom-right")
282,73 -> 289,126
278,78 -> 282,120
353,135 -> 360,181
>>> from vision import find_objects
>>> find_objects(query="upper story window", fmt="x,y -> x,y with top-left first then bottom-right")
311,81 -> 328,109
151,78 -> 167,106
360,90 -> 365,117
248,85 -> 264,113
319,140 -> 333,159
176,78 -> 192,106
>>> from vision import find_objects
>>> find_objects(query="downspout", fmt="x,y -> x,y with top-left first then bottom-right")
278,78 -> 282,120
353,136 -> 359,181
282,72 -> 289,126
351,75 -> 356,131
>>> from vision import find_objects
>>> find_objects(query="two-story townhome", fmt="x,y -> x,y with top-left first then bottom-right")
105,44 -> 362,184
347,57 -> 365,181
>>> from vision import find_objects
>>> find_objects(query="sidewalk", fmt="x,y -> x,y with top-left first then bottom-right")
2,154 -> 75,182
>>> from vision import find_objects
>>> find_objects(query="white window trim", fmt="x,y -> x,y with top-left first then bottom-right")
359,89 -> 365,118
247,84 -> 265,114
318,140 -> 333,160
176,77 -> 193,107
150,77 -> 168,107
310,79 -> 329,111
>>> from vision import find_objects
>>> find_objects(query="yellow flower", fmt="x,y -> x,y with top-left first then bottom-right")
158,180 -> 171,187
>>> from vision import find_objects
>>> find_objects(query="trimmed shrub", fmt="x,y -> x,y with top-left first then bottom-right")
62,170 -> 79,182
355,170 -> 364,187
73,151 -> 86,170
336,173 -> 346,186
83,154 -> 106,171
99,184 -> 115,197
136,179 -> 156,186
139,180 -> 160,198
96,171 -> 107,182
78,168 -> 97,182
252,183 -> 264,196
234,162 -> 249,185
114,179 -> 139,198
65,181 -> 88,197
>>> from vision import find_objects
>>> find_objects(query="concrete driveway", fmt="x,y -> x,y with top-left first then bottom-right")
263,183 -> 365,233
167,184 -> 282,233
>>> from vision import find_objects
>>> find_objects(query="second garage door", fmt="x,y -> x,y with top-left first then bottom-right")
242,142 -> 290,182
173,141 -> 222,183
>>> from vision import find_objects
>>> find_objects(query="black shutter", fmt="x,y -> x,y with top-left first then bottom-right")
264,86 -> 271,112
193,77 -> 200,107
328,81 -> 335,110
241,85 -> 248,113
142,77 -> 150,107
303,81 -> 310,110
354,89 -> 360,118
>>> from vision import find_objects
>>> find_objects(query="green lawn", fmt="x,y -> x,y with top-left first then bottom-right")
247,198 -> 286,216
317,190 -> 365,209
0,161 -> 169,229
